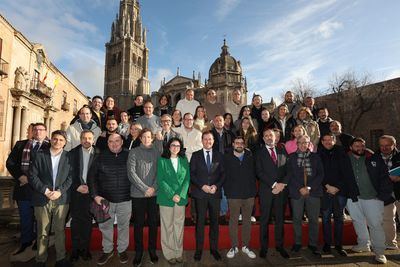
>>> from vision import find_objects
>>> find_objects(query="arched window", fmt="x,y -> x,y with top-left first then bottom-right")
138,57 -> 142,67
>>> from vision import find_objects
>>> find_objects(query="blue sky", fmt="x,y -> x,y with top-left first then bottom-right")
2,0 -> 400,103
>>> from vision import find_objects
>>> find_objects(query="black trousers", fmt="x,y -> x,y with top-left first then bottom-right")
70,191 -> 92,252
259,189 -> 287,250
195,198 -> 220,251
132,197 -> 158,253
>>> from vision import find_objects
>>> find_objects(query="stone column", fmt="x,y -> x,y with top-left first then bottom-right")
12,106 -> 21,146
49,117 -> 53,133
19,107 -> 28,140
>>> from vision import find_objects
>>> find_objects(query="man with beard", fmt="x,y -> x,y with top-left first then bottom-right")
346,138 -> 392,264
202,89 -> 226,121
280,91 -> 301,119
223,136 -> 257,259
329,120 -> 354,152
69,130 -> 96,262
95,118 -> 119,152
256,129 -> 290,259
316,108 -> 333,137
318,133 -> 358,256
65,105 -> 101,151
224,89 -> 243,121
127,95 -> 145,123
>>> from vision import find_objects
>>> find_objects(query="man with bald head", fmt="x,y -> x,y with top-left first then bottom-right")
88,133 -> 131,265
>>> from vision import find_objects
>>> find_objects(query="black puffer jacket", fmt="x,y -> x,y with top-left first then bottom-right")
88,148 -> 131,203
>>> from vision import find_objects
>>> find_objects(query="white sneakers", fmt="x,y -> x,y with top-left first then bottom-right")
226,246 -> 256,259
375,254 -> 387,264
351,244 -> 371,253
238,215 -> 256,222
226,247 -> 238,258
242,246 -> 256,259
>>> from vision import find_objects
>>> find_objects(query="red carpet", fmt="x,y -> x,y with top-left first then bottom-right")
65,222 -> 357,251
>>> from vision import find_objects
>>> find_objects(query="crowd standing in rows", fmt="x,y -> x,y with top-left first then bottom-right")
6,88 -> 399,267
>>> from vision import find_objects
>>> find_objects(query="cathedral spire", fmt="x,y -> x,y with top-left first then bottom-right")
221,39 -> 230,56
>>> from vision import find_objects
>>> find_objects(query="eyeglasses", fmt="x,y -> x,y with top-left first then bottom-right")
33,128 -> 46,132
170,144 -> 181,148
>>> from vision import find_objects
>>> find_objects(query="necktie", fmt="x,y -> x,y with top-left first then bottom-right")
269,147 -> 277,165
206,151 -> 211,172
33,142 -> 40,152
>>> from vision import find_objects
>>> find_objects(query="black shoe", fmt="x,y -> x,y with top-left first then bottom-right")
218,215 -> 227,225
55,258 -> 72,267
32,240 -> 37,251
210,250 -> 222,261
149,250 -> 158,263
276,247 -> 290,259
133,252 -> 143,267
335,245 -> 348,257
259,249 -> 267,258
70,250 -> 79,262
323,243 -> 331,253
97,252 -> 114,266
291,244 -> 301,252
13,242 -> 32,255
308,245 -> 322,257
80,250 -> 92,261
194,250 -> 202,261
34,262 -> 45,267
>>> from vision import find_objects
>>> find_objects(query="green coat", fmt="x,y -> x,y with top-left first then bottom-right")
156,156 -> 190,207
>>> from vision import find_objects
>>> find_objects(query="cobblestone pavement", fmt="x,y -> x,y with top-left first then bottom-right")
2,227 -> 400,267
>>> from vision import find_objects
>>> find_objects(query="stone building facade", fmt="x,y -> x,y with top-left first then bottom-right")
316,77 -> 400,150
104,0 -> 150,110
151,40 -> 248,108
0,14 -> 88,176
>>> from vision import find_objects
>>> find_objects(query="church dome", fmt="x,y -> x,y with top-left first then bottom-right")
209,39 -> 241,75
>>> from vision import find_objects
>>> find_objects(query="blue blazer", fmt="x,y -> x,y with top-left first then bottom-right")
190,149 -> 225,199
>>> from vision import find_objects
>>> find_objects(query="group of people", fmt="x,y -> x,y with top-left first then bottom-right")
6,88 -> 399,266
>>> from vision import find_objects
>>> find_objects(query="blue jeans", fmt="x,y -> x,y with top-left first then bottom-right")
220,188 -> 228,216
17,200 -> 36,245
321,194 -> 347,246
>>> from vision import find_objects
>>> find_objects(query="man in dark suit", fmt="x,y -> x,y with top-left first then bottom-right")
29,130 -> 72,267
6,122 -> 50,255
68,130 -> 95,262
256,128 -> 290,259
190,131 -> 225,261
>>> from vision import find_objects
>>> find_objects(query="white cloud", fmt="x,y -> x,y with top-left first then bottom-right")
316,20 -> 342,38
2,0 -> 105,97
385,69 -> 400,80
215,0 -> 241,20
149,68 -> 174,92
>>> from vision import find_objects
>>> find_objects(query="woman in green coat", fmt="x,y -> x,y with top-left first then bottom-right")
157,137 -> 190,264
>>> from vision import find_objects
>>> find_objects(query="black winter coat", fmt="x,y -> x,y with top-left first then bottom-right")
88,148 -> 131,203
223,150 -> 257,199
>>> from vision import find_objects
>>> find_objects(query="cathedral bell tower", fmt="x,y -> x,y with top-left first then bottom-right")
104,0 -> 150,110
